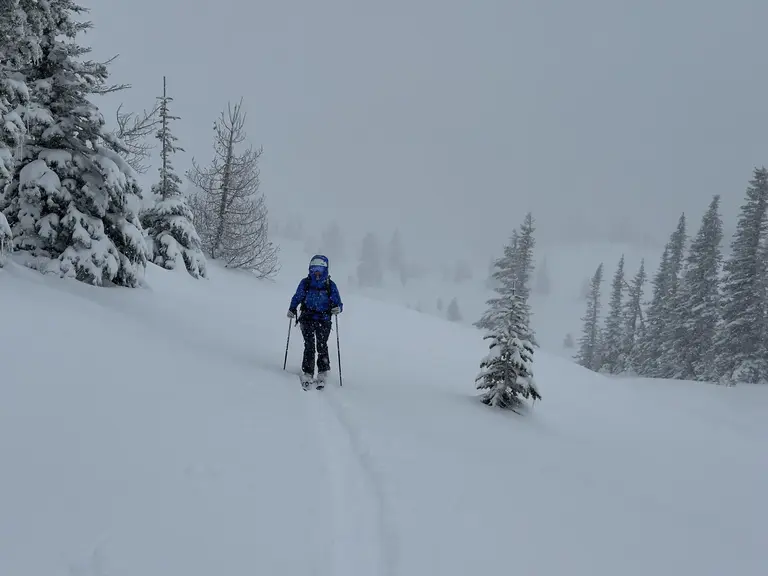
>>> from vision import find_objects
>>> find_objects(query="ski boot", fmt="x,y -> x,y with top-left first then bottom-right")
300,372 -> 314,390
315,370 -> 329,390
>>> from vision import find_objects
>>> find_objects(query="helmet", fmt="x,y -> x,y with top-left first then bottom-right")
308,254 -> 329,282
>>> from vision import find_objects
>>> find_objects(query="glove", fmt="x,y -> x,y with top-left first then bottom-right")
331,307 -> 341,315
287,309 -> 296,319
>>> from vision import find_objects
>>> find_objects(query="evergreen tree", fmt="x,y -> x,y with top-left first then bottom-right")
476,214 -> 537,346
2,0 -> 147,286
635,214 -> 687,378
600,255 -> 625,373
0,0 -> 35,191
655,214 -> 688,378
0,210 -> 11,266
475,230 -> 518,331
635,246 -> 670,375
437,297 -> 444,311
563,332 -> 575,349
357,231 -> 383,287
141,77 -> 206,278
714,168 -> 768,384
670,195 -> 723,380
618,259 -> 646,374
446,297 -> 462,321
187,99 -> 278,277
575,263 -> 603,371
515,212 -> 536,304
475,290 -> 541,410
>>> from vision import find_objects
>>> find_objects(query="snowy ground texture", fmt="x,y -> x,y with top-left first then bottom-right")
1,254 -> 767,576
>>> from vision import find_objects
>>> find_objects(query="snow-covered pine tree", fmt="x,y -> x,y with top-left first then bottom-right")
446,297 -> 462,321
475,230 -> 518,331
2,0 -> 147,286
187,99 -> 278,277
0,0 -> 34,193
669,195 -> 722,380
634,246 -> 670,375
476,214 -> 538,348
356,231 -> 383,287
0,210 -> 11,266
618,259 -> 646,374
599,255 -> 625,374
575,263 -> 604,371
475,284 -> 540,409
515,212 -> 536,304
713,168 -> 768,384
655,214 -> 688,378
141,77 -> 206,278
563,332 -> 575,349
635,215 -> 686,377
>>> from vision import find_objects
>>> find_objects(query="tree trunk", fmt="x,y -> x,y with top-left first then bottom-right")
213,126 -> 235,259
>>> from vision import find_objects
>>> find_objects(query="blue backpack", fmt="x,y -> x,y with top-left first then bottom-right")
298,275 -> 332,316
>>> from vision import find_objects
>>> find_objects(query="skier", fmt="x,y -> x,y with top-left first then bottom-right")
287,254 -> 343,388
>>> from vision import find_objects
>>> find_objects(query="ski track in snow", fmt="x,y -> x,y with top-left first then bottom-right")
304,385 -> 398,576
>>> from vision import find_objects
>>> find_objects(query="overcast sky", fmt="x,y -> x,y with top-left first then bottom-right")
80,0 -> 768,264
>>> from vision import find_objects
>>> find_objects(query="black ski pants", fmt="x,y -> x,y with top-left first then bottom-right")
300,318 -> 332,375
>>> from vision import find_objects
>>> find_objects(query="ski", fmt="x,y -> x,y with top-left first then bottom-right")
297,372 -> 329,390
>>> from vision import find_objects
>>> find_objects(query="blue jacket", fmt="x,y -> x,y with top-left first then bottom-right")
289,275 -> 343,322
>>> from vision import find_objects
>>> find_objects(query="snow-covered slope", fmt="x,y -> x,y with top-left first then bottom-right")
1,256 -> 766,576
284,233 -> 662,354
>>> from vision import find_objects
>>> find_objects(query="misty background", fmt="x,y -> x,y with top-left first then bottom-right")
81,0 -> 768,267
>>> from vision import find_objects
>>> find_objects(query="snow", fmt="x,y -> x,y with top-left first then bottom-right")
1,244 -> 766,576
19,157 -> 62,196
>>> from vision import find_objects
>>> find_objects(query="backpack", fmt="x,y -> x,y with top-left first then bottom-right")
298,275 -> 332,316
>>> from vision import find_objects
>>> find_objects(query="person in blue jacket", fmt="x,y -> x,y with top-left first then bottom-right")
288,254 -> 343,384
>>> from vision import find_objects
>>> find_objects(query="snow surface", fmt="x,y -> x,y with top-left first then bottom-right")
1,249 -> 766,576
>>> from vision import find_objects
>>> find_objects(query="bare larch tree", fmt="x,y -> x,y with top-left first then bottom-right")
109,101 -> 162,174
186,99 -> 279,277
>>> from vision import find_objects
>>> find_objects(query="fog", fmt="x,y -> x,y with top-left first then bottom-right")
81,0 -> 768,265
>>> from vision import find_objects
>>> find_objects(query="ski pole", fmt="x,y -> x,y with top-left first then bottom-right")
283,318 -> 292,370
335,314 -> 343,387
